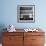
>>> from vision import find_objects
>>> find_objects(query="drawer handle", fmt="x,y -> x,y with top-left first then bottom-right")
9,38 -> 13,40
9,38 -> 12,40
32,39 -> 36,40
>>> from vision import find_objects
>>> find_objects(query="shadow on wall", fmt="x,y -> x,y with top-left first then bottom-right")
0,24 -> 7,43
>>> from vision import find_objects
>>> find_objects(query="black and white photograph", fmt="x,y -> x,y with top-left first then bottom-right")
17,5 -> 35,23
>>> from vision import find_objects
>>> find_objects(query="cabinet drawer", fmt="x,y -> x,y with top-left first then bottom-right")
3,44 -> 15,46
3,36 -> 23,44
24,32 -> 44,36
32,44 -> 44,46
3,43 -> 23,46
32,36 -> 45,44
3,32 -> 23,36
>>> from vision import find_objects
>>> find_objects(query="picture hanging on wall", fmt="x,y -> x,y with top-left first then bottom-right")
17,5 -> 35,23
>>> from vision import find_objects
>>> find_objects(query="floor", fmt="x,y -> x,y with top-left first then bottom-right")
0,44 -> 2,46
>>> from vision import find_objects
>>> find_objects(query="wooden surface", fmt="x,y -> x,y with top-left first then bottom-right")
24,32 -> 45,46
2,32 -> 24,46
2,32 -> 45,46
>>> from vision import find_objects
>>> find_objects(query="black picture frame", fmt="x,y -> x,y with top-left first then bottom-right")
17,5 -> 35,23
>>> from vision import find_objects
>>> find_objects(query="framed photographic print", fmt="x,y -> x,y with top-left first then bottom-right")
17,5 -> 35,23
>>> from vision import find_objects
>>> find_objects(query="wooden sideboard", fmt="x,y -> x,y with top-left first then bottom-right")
2,32 -> 45,46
